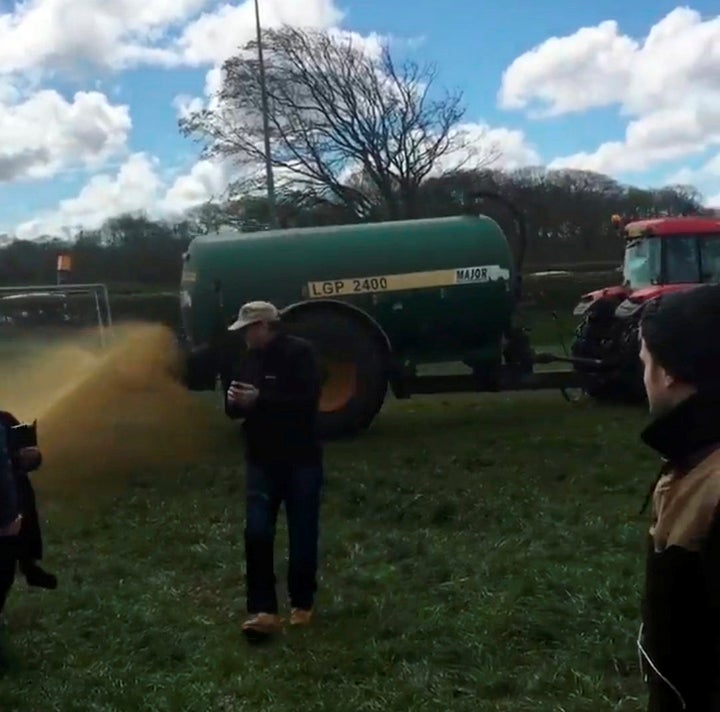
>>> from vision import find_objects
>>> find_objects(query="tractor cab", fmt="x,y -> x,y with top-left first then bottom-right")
620,215 -> 720,293
569,211 -> 720,400
574,213 -> 720,315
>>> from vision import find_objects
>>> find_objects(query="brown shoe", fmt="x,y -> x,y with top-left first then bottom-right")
290,608 -> 313,627
241,613 -> 284,640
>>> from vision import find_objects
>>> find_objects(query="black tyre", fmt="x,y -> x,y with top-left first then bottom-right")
283,307 -> 389,440
570,312 -> 644,402
180,342 -> 219,391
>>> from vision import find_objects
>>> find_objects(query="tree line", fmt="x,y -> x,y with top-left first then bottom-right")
0,27 -> 709,288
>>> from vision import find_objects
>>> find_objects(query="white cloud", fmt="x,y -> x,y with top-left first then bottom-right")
15,152 -> 231,238
548,102 -> 720,174
666,152 -> 720,185
173,0 -> 343,66
16,153 -> 163,238
499,20 -> 637,118
499,7 -> 720,175
0,0 -> 346,76
0,88 -> 131,182
173,64 -> 224,119
499,8 -> 720,117
430,122 -> 539,176
158,157 -> 231,214
0,0 -> 213,74
665,152 -> 720,207
469,124 -> 540,170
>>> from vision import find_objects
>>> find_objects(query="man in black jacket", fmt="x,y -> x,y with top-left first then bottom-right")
636,284 -> 720,711
223,301 -> 323,640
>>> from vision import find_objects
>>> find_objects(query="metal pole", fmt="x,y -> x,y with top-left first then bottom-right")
254,0 -> 278,229
93,289 -> 106,349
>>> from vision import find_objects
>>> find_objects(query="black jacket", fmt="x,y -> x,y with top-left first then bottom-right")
639,390 -> 720,711
222,333 -> 322,466
0,414 -> 18,530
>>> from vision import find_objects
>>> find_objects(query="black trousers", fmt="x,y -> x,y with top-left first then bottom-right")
244,460 -> 323,614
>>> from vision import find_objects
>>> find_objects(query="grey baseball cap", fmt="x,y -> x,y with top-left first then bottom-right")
227,300 -> 280,332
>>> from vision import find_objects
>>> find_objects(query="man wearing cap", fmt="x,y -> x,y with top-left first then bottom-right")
636,284 -> 720,711
223,301 -> 323,640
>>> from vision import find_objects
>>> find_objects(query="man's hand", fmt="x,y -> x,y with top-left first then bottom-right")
17,446 -> 42,471
227,382 -> 259,409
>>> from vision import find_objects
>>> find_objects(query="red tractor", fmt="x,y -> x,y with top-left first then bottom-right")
569,211 -> 720,401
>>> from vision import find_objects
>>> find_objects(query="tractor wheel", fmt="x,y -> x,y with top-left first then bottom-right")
570,312 -> 645,403
284,308 -> 389,440
569,314 -> 624,400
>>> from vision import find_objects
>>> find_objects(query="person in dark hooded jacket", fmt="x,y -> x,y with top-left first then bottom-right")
0,411 -> 56,600
0,418 -> 21,615
636,283 -> 720,711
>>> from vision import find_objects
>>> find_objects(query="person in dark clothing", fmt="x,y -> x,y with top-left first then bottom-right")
636,284 -> 720,711
0,419 -> 21,616
222,301 -> 323,640
0,411 -> 57,597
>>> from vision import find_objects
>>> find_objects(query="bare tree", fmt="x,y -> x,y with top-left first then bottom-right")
179,26 -> 501,220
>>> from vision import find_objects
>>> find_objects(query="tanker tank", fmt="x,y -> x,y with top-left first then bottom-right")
178,208 -> 575,438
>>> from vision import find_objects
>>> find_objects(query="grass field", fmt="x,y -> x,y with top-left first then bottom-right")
0,271 -> 658,711
0,385 -> 654,711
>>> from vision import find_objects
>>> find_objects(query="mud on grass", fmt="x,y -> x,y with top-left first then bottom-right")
0,392 -> 652,711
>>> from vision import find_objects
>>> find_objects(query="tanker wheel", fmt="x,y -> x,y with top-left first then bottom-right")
181,342 -> 219,391
284,308 -> 389,440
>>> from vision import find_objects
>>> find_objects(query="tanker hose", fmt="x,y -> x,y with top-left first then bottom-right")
469,191 -> 528,276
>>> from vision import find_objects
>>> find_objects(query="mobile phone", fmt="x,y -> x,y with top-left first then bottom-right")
7,421 -> 37,453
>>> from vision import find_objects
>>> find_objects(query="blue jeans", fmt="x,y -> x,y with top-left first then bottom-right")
244,460 -> 323,614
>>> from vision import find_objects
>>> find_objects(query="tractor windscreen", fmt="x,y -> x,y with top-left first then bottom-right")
623,234 -> 720,288
623,237 -> 661,288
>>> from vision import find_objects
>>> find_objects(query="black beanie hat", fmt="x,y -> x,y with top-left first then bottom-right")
640,284 -> 720,389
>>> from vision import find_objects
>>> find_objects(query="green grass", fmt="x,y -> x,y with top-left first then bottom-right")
0,391 -> 654,711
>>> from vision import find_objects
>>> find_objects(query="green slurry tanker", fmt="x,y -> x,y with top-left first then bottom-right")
178,194 -> 588,439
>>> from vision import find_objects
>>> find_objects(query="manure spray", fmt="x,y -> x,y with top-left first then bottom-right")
0,322 -> 228,504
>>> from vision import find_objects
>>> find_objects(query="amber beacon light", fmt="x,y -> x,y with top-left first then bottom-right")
56,252 -> 72,284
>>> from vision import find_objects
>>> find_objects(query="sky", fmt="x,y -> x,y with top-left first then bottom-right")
1,0 -> 719,239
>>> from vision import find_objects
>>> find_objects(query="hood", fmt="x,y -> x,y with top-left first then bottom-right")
629,284 -> 698,303
641,388 -> 720,468
580,285 -> 629,302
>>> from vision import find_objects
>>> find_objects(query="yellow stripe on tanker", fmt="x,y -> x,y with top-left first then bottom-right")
307,264 -> 510,298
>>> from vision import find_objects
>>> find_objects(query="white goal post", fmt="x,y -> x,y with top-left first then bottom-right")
0,283 -> 114,348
